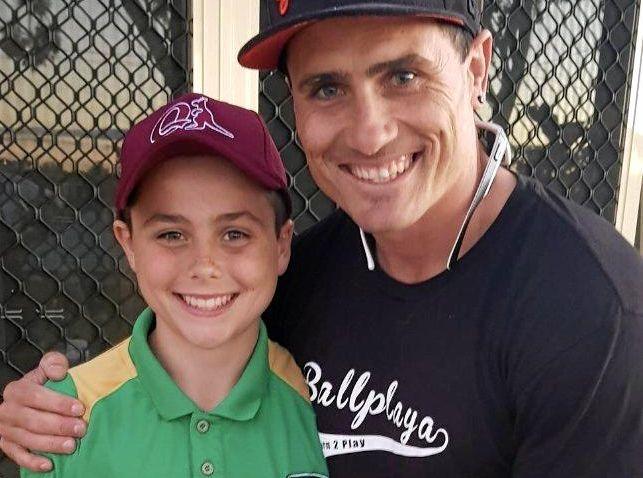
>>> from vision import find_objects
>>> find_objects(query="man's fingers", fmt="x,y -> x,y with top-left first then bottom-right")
19,352 -> 69,385
39,352 -> 70,381
0,399 -> 85,438
2,377 -> 84,419
1,424 -> 77,454
0,437 -> 53,472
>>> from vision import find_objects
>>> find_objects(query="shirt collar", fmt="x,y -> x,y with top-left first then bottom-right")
128,308 -> 268,421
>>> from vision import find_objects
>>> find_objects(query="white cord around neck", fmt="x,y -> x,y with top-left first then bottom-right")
359,227 -> 375,271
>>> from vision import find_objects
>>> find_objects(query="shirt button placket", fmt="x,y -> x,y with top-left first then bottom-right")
196,419 -> 210,434
201,461 -> 215,476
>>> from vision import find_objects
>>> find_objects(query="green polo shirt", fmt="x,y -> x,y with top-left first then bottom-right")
22,308 -> 328,478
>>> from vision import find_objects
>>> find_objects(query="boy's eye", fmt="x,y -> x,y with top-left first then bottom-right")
158,231 -> 184,242
391,70 -> 417,86
223,230 -> 249,242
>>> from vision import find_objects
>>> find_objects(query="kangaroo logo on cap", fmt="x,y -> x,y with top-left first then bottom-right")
275,0 -> 289,16
150,96 -> 235,144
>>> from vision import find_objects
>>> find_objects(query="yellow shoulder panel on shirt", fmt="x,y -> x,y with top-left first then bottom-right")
68,338 -> 137,422
267,339 -> 310,402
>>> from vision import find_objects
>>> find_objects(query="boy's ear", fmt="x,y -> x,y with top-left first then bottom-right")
276,219 -> 294,276
113,219 -> 137,273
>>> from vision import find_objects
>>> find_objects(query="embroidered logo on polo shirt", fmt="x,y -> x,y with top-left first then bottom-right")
149,96 -> 235,144
275,0 -> 289,16
305,362 -> 449,458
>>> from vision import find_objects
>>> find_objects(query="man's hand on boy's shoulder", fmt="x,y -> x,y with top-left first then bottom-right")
0,352 -> 86,472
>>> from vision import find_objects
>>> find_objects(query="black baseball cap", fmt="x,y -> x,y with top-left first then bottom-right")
238,0 -> 482,70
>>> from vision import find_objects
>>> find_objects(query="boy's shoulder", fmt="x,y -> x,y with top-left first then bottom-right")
63,338 -> 138,422
266,338 -> 310,403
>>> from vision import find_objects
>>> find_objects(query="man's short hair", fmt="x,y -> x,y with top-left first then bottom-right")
441,0 -> 485,61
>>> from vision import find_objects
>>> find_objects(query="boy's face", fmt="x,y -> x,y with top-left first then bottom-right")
113,155 -> 293,352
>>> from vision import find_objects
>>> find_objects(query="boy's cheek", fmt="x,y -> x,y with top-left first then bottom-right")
229,253 -> 279,289
136,249 -> 183,280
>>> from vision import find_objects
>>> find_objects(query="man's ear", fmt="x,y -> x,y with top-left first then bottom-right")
113,219 -> 137,273
467,29 -> 493,110
276,219 -> 294,276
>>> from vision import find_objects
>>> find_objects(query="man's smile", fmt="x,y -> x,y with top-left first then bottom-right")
339,151 -> 422,185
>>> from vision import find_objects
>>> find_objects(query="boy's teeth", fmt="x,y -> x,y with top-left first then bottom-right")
181,294 -> 234,311
348,154 -> 415,184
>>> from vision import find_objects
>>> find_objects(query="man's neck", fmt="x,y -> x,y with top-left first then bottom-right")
149,321 -> 259,411
374,161 -> 516,284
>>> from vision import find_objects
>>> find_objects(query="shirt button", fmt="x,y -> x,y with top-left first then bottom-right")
196,419 -> 210,434
201,461 -> 214,476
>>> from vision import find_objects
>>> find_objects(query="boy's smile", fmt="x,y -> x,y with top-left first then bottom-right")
113,154 -> 293,356
176,292 -> 237,315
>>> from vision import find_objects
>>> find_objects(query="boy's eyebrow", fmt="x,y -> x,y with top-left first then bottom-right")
142,211 -> 267,227
143,213 -> 189,226
216,211 -> 266,227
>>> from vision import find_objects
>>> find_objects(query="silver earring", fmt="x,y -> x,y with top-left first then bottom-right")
478,93 -> 487,104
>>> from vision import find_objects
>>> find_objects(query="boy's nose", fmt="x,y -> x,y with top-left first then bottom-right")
190,256 -> 222,280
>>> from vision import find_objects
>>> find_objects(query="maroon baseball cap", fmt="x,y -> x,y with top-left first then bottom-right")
238,0 -> 482,70
115,93 -> 291,217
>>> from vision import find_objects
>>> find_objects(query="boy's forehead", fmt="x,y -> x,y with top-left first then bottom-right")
132,155 -> 275,215
144,154 -> 261,187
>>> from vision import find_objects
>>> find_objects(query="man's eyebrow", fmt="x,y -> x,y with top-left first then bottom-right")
296,54 -> 442,90
143,213 -> 189,227
297,71 -> 350,91
365,54 -> 440,77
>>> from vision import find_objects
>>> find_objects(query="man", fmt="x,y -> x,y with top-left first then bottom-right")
2,1 -> 643,477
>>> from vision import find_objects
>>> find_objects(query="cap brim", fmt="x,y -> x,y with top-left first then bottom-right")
238,6 -> 469,70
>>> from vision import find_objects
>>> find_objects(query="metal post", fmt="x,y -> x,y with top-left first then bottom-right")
192,0 -> 259,110
616,2 -> 643,247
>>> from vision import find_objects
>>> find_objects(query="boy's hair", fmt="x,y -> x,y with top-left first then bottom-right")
118,182 -> 290,234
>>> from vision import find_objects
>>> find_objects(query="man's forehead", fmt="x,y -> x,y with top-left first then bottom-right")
286,16 -> 450,74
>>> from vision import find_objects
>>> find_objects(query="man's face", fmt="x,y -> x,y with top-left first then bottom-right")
114,155 -> 292,352
287,17 -> 485,234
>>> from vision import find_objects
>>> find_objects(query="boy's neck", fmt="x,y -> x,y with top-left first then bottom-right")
148,321 -> 260,411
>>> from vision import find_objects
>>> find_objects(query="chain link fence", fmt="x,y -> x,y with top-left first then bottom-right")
0,0 -> 190,475
0,0 -> 640,476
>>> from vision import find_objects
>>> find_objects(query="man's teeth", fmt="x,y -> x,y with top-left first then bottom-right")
349,155 -> 414,183
181,294 -> 234,311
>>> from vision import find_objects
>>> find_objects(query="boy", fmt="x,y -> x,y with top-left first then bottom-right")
21,93 -> 328,478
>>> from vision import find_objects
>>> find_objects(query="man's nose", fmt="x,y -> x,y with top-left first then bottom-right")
345,90 -> 397,156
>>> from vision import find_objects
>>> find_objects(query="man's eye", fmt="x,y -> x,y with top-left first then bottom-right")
158,231 -> 183,242
391,71 -> 417,86
313,84 -> 341,100
223,230 -> 249,242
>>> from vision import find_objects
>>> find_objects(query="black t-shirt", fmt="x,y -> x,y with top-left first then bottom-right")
265,174 -> 643,478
